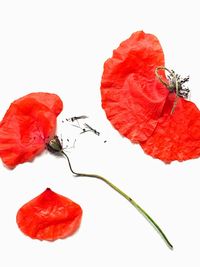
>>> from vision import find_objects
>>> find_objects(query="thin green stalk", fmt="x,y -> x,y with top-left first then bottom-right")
61,150 -> 173,250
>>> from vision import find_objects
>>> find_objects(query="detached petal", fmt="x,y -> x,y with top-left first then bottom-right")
101,31 -> 169,142
140,95 -> 200,163
0,92 -> 63,168
16,188 -> 82,241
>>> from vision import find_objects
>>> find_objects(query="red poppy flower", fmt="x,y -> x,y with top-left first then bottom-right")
101,31 -> 200,163
0,92 -> 63,168
101,31 -> 169,142
16,188 -> 83,241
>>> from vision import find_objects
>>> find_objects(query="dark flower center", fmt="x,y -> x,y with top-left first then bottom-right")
167,70 -> 190,99
155,66 -> 190,99
46,136 -> 63,154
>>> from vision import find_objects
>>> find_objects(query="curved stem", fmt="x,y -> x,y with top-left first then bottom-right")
155,66 -> 171,88
61,150 -> 173,250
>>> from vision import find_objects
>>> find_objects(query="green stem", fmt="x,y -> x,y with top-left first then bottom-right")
61,150 -> 173,250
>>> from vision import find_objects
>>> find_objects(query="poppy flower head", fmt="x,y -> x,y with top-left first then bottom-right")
0,92 -> 63,168
101,31 -> 200,163
16,188 -> 83,241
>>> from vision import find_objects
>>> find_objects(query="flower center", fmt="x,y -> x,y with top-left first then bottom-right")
46,136 -> 63,154
155,66 -> 190,113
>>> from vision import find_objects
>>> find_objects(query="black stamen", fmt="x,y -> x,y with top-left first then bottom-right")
84,123 -> 100,136
167,70 -> 190,99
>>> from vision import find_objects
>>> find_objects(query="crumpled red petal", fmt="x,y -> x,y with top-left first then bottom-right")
16,188 -> 82,241
0,92 -> 63,168
140,95 -> 200,163
101,31 -> 169,142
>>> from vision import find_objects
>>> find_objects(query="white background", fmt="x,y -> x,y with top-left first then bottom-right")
0,0 -> 200,266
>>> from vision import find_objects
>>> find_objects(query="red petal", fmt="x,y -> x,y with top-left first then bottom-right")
16,188 -> 82,241
24,92 -> 63,116
101,31 -> 169,142
0,92 -> 63,168
140,95 -> 200,163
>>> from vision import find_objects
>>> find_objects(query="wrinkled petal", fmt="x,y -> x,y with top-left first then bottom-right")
101,31 -> 169,142
16,188 -> 82,241
140,95 -> 200,163
25,92 -> 63,116
0,92 -> 63,168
